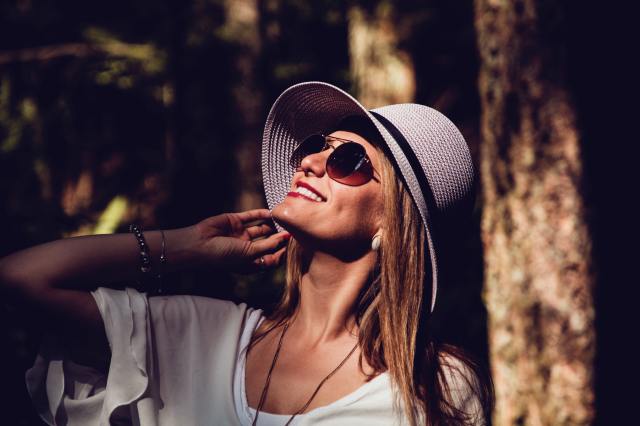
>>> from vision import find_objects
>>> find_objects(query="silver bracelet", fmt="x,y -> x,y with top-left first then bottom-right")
156,229 -> 167,294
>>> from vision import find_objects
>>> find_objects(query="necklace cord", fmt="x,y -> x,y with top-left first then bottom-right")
250,320 -> 359,426
286,342 -> 359,425
252,321 -> 290,426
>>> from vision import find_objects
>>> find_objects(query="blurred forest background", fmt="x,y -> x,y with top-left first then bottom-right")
0,0 -> 635,425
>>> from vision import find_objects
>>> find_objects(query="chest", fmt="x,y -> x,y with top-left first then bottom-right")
244,332 -> 377,415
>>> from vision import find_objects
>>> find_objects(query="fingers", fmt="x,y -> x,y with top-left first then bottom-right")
248,230 -> 291,257
236,208 -> 272,224
252,245 -> 288,271
246,222 -> 275,240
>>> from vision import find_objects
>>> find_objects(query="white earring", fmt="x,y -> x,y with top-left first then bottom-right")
371,234 -> 381,251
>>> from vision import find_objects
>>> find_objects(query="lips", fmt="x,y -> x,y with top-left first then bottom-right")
286,180 -> 326,203
296,181 -> 325,200
286,191 -> 323,202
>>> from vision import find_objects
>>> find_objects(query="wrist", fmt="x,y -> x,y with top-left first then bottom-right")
162,226 -> 203,271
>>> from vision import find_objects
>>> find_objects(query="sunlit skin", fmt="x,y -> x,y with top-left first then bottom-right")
274,131 -> 383,259
245,130 -> 386,413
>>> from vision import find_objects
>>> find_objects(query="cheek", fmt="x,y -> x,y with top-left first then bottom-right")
332,187 -> 382,227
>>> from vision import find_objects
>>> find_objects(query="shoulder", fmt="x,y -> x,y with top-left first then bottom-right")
438,349 -> 487,425
92,287 -> 258,344
93,286 -> 252,324
438,350 -> 480,389
149,293 -> 248,320
148,293 -> 259,336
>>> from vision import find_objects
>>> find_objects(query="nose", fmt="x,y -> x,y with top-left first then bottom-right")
298,149 -> 330,177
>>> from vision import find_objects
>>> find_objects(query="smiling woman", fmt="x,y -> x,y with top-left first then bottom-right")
0,81 -> 494,426
251,94 -> 495,425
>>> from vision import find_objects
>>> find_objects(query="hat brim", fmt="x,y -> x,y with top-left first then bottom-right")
261,81 -> 439,313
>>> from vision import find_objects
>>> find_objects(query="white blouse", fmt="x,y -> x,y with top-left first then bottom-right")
233,310 -> 396,425
25,287 -> 484,425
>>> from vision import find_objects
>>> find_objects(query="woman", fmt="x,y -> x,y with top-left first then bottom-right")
0,82 -> 493,425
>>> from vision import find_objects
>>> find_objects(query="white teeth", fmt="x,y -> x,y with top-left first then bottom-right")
295,187 -> 323,202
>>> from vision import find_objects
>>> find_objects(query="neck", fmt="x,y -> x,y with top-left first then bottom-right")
288,248 -> 378,347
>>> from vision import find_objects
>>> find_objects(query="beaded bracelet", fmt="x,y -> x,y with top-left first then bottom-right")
129,224 -> 169,294
129,224 -> 152,274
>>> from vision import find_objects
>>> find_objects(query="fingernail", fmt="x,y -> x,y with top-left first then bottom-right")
282,233 -> 291,240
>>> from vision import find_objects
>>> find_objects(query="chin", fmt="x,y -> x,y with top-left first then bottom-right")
271,203 -> 296,231
271,202 -> 312,236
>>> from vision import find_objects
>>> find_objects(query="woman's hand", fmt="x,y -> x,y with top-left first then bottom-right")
189,208 -> 291,274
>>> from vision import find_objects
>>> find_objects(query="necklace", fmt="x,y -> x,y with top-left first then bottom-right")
250,320 -> 359,426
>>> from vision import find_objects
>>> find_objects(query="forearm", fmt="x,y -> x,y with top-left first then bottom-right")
0,227 -> 200,294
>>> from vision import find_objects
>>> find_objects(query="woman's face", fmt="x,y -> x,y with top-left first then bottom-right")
271,130 -> 384,256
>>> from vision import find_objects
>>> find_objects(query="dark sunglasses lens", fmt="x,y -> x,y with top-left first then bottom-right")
289,135 -> 326,168
327,143 -> 372,185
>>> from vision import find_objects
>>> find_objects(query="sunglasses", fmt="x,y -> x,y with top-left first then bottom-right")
289,134 -> 378,186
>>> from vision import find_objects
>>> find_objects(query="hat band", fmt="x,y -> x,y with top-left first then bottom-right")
369,111 -> 439,223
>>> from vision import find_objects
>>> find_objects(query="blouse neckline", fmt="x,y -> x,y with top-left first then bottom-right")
240,314 -> 389,421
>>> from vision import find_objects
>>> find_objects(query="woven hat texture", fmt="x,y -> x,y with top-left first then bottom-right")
261,81 -> 475,313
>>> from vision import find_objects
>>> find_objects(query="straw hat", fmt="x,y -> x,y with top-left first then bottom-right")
261,81 -> 475,313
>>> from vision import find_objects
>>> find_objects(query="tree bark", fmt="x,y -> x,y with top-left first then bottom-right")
347,2 -> 415,108
474,1 -> 595,425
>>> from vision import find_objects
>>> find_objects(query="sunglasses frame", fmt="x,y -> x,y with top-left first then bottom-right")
289,133 -> 379,186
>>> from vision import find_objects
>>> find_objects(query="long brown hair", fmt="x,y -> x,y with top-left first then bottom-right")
245,116 -> 494,425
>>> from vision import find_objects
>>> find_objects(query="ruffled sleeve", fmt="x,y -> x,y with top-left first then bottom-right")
25,287 -> 155,426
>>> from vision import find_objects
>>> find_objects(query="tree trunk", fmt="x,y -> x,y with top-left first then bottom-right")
347,2 -> 415,108
474,1 -> 595,425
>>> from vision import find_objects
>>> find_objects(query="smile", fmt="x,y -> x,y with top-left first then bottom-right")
292,181 -> 327,201
287,187 -> 325,202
